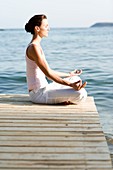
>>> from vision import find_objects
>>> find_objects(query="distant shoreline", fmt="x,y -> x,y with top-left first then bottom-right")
91,22 -> 113,27
1,23 -> 113,30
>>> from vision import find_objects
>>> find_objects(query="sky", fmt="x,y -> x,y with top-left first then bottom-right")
0,0 -> 113,28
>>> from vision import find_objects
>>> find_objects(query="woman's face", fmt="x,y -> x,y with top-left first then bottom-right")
38,19 -> 50,37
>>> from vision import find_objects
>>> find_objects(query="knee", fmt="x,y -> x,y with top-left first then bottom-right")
76,88 -> 87,103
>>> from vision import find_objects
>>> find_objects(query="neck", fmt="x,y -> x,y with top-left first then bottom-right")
32,34 -> 42,43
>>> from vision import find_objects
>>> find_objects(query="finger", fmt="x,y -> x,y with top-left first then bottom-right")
74,80 -> 81,84
77,85 -> 81,90
75,69 -> 82,74
76,80 -> 82,86
79,80 -> 82,86
80,81 -> 87,89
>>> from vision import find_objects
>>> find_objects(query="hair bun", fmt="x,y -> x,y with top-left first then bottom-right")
25,22 -> 32,33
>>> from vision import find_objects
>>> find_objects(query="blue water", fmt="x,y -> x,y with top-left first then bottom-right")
0,27 -> 113,153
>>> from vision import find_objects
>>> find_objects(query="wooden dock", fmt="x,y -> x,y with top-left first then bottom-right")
0,94 -> 112,170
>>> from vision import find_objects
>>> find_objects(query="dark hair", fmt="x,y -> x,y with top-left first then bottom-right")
25,14 -> 47,35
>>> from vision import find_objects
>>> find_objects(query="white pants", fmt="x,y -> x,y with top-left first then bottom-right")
29,76 -> 87,104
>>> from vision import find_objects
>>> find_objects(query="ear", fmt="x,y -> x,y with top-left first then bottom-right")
34,26 -> 40,32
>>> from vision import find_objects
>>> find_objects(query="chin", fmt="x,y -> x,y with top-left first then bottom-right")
45,34 -> 48,37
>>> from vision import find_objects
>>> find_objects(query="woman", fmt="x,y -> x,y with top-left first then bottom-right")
25,14 -> 87,104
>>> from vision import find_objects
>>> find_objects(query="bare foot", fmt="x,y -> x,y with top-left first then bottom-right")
59,101 -> 74,105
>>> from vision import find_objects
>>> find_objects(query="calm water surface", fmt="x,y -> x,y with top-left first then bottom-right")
0,27 -> 113,160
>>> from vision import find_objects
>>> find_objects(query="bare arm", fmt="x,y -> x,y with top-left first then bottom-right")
50,70 -> 70,77
27,44 -> 86,90
52,69 -> 83,78
47,69 -> 82,78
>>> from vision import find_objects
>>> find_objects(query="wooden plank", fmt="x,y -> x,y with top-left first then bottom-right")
0,136 -> 106,142
0,123 -> 101,127
0,127 -> 103,132
0,153 -> 111,160
0,140 -> 108,147
0,160 -> 112,169
0,119 -> 100,124
0,146 -> 109,153
0,95 -> 112,169
0,131 -> 105,136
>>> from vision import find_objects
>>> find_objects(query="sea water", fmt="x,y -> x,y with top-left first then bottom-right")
0,27 -> 113,159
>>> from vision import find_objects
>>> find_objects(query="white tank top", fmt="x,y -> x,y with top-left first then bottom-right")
26,53 -> 48,91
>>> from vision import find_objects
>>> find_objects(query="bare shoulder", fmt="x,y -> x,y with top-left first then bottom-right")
29,43 -> 43,54
27,43 -> 41,56
27,43 -> 44,62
